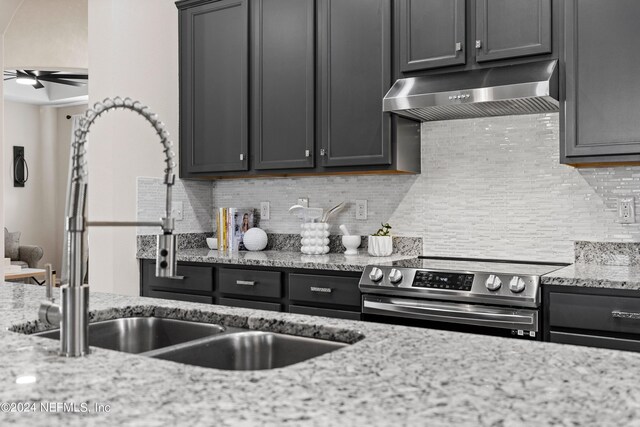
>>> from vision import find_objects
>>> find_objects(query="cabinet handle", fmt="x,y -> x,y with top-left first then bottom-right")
320,148 -> 326,156
305,149 -> 310,157
236,280 -> 256,286
475,40 -> 482,49
310,286 -> 332,294
455,42 -> 462,52
612,310 -> 640,320
239,154 -> 245,161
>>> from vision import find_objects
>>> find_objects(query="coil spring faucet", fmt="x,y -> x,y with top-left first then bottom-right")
39,97 -> 180,357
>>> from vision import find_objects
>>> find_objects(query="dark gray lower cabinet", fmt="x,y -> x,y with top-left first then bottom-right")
290,305 -> 360,321
562,0 -> 640,164
140,260 -> 362,321
545,286 -> 640,352
252,0 -> 315,170
317,0 -> 393,167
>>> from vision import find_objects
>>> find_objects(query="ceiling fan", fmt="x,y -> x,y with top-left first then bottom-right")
3,70 -> 88,89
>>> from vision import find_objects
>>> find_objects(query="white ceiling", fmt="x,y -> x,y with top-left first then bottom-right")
3,76 -> 88,106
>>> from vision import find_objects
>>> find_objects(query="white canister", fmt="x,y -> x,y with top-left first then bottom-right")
300,222 -> 330,255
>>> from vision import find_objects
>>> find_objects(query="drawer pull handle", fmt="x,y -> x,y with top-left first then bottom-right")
236,280 -> 256,286
612,310 -> 640,320
310,286 -> 332,294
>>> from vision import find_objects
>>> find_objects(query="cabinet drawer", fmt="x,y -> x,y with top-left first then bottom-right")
219,297 -> 281,312
146,289 -> 213,304
219,268 -> 282,298
550,331 -> 640,353
289,274 -> 360,308
290,304 -> 360,321
144,261 -> 214,293
549,292 -> 640,335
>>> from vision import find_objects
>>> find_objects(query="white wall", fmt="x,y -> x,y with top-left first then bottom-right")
4,0 -> 87,71
88,0 -> 178,295
1,0 -> 26,277
3,101 -> 58,268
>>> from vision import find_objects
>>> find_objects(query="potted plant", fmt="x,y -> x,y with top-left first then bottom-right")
368,223 -> 393,257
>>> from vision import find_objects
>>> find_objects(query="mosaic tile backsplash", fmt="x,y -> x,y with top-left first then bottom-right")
138,113 -> 640,264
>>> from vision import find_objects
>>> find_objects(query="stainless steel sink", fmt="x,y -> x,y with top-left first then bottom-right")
33,317 -> 226,354
147,330 -> 348,370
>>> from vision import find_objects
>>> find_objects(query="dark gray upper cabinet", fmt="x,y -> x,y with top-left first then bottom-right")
178,0 -> 249,176
562,0 -> 640,164
475,0 -> 552,63
397,0 -> 466,72
252,0 -> 315,170
317,0 -> 392,167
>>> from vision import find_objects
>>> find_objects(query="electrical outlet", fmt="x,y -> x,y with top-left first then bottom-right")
260,201 -> 270,220
171,201 -> 184,221
618,197 -> 636,224
356,199 -> 368,220
298,198 -> 309,208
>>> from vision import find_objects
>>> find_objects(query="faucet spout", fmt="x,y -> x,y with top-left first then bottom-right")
48,97 -> 178,357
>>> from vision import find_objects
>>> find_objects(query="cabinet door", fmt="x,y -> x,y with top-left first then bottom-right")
252,0 -> 315,170
475,0 -> 551,63
563,0 -> 640,160
397,0 -> 466,72
318,0 -> 392,167
179,0 -> 249,175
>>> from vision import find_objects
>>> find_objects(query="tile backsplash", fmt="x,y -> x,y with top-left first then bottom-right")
138,113 -> 640,263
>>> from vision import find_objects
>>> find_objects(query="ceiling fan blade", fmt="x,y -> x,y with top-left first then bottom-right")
32,70 -> 56,77
3,76 -> 16,81
48,74 -> 88,80
33,80 -> 45,89
36,76 -> 86,87
23,70 -> 37,77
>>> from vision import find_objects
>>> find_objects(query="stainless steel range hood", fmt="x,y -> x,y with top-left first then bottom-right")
383,60 -> 559,122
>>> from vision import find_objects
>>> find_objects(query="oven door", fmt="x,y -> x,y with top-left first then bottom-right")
363,295 -> 539,333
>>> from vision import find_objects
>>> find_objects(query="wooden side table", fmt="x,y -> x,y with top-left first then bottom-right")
4,268 -> 48,285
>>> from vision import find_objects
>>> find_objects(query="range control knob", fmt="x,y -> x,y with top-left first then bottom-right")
388,268 -> 403,284
509,276 -> 526,293
369,267 -> 383,282
485,274 -> 502,291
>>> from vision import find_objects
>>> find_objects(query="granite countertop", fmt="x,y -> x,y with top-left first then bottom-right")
542,263 -> 640,291
3,283 -> 640,425
137,247 -> 415,272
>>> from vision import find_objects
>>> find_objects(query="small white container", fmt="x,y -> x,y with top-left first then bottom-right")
341,235 -> 361,255
368,236 -> 393,257
300,222 -> 330,255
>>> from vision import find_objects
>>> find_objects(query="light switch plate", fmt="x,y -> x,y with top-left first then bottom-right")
356,199 -> 368,220
260,201 -> 270,220
618,197 -> 635,224
298,198 -> 309,208
171,201 -> 184,221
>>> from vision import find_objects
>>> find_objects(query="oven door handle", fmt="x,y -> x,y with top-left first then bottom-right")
362,296 -> 538,332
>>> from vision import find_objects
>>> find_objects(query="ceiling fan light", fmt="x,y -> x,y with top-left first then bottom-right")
15,76 -> 37,86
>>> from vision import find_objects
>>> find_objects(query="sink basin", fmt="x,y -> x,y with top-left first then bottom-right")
33,317 -> 225,354
148,330 -> 348,370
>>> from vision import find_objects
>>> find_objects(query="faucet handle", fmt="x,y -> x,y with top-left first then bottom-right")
44,263 -> 54,302
156,233 -> 179,278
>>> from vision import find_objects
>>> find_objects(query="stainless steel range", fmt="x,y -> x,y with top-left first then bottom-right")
359,257 -> 568,339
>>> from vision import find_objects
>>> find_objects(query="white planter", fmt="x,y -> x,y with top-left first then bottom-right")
368,236 -> 393,257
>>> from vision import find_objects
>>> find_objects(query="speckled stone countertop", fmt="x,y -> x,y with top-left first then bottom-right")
542,263 -> 640,290
3,283 -> 640,425
137,247 -> 415,272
